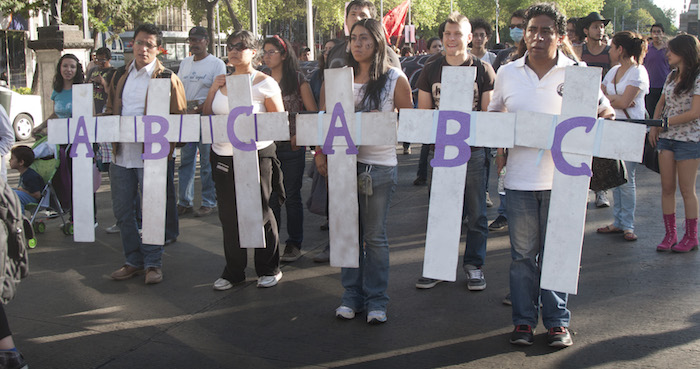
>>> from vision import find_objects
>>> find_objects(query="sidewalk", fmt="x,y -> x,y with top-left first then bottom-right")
5,146 -> 700,368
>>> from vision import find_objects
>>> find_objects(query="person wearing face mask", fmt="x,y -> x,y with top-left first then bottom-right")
493,9 -> 526,72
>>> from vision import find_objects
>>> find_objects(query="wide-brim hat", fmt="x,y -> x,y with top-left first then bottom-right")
581,12 -> 610,28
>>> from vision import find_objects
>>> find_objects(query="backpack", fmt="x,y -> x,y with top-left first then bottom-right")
0,179 -> 31,304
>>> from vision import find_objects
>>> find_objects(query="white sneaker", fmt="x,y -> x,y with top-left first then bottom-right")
105,224 -> 120,234
213,278 -> 233,291
257,271 -> 282,288
367,310 -> 387,324
595,190 -> 610,208
335,305 -> 356,320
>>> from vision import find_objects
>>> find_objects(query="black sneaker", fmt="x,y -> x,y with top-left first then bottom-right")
502,293 -> 512,306
510,325 -> 534,346
547,326 -> 573,348
415,277 -> 444,289
489,215 -> 508,231
280,244 -> 302,262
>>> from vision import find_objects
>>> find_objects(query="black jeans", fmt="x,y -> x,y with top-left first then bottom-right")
211,148 -> 280,282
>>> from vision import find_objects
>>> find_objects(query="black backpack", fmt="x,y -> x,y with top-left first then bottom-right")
0,178 -> 31,304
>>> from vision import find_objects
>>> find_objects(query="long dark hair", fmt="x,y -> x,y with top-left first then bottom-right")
53,54 -> 84,92
667,34 -> 700,96
262,35 -> 301,96
226,30 -> 260,68
612,31 -> 647,64
347,19 -> 389,112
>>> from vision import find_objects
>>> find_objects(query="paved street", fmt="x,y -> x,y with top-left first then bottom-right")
4,145 -> 700,368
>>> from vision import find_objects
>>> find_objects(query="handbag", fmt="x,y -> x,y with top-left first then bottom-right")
590,157 -> 628,191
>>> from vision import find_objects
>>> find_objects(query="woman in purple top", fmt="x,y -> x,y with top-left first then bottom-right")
644,23 -> 670,117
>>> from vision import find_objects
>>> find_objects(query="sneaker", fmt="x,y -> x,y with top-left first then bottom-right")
465,265 -> 486,291
213,278 -> 233,291
280,244 -> 302,262
486,192 -> 494,207
547,327 -> 573,348
509,325 -> 535,346
413,176 -> 427,186
144,267 -> 163,284
335,305 -> 356,320
313,246 -> 330,263
110,265 -> 144,280
595,191 -> 610,208
164,238 -> 177,245
0,350 -> 28,369
194,206 -> 215,217
489,215 -> 508,231
403,146 -> 412,155
257,271 -> 282,288
415,277 -> 444,289
502,293 -> 512,306
367,310 -> 387,324
177,205 -> 193,216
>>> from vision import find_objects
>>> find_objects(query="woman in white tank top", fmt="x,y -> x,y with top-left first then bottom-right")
316,19 -> 413,324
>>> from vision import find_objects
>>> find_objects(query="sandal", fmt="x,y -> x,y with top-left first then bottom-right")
623,230 -> 638,241
597,225 -> 623,234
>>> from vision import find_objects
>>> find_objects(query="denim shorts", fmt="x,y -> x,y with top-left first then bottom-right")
656,138 -> 700,161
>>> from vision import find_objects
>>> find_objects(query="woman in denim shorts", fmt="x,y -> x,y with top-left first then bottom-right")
649,34 -> 700,253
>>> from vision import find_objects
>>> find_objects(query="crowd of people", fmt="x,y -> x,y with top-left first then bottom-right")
19,1 -> 698,360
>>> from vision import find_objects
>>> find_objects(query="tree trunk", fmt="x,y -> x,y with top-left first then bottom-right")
221,0 -> 242,31
206,0 -> 218,54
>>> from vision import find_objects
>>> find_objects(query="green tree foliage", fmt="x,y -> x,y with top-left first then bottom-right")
602,0 -> 677,35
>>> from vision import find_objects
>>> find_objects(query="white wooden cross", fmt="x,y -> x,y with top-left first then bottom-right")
296,67 -> 397,267
398,66 -> 516,282
200,74 -> 289,248
49,80 -> 201,244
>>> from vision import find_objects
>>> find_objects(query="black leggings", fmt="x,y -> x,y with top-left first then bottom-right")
0,304 -> 11,340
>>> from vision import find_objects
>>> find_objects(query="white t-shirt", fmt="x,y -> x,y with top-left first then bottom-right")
178,54 -> 227,104
211,73 -> 282,156
488,51 -> 611,191
602,64 -> 649,119
474,50 -> 497,66
115,59 -> 157,169
353,67 -> 402,167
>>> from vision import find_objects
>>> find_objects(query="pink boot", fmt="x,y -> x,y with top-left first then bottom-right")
657,213 -> 677,252
672,218 -> 699,253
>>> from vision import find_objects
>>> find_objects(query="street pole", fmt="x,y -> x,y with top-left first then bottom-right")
82,0 -> 89,40
249,0 -> 258,39
307,0 -> 314,59
495,0 -> 500,44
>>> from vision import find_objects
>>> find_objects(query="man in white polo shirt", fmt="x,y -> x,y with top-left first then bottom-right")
105,23 -> 187,285
489,4 -> 614,348
177,26 -> 226,218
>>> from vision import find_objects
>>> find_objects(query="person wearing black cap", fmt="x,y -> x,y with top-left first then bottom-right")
177,26 -> 226,218
578,12 -> 613,208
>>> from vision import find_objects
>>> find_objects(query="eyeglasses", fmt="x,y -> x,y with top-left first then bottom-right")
263,49 -> 281,56
227,42 -> 249,52
134,40 -> 158,50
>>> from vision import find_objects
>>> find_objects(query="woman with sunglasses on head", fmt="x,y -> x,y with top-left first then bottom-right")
261,35 -> 318,263
203,30 -> 286,290
649,34 -> 700,253
316,18 -> 413,324
597,31 -> 649,242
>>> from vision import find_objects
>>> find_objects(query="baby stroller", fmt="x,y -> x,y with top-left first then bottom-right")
25,136 -> 72,237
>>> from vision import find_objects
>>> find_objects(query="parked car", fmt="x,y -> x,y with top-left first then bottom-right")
0,86 -> 43,141
111,53 -> 125,68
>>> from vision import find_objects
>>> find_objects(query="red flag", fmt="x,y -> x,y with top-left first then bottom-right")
382,0 -> 410,45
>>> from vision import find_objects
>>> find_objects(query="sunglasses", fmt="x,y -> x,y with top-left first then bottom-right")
227,42 -> 249,52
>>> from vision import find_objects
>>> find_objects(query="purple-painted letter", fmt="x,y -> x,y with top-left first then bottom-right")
551,116 -> 596,176
69,116 -> 95,158
431,111 -> 471,167
322,102 -> 358,155
142,115 -> 170,160
227,106 -> 256,151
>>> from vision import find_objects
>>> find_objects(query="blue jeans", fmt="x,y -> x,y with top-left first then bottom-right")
497,193 -> 507,217
612,161 -> 637,231
270,145 -> 305,246
14,189 -> 36,214
178,141 -> 216,208
110,163 -> 163,269
461,148 -> 488,269
341,163 -> 397,313
416,144 -> 431,179
506,189 -> 570,329
166,159 -> 179,241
